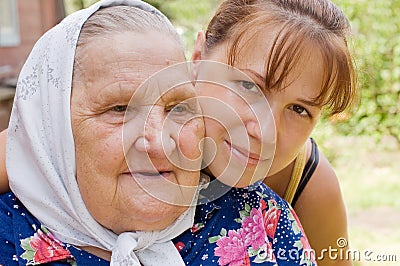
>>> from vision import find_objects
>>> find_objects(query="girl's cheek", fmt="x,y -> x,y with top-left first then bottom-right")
178,119 -> 204,159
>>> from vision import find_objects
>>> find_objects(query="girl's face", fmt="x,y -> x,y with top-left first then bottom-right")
195,58 -> 276,188
194,29 -> 324,185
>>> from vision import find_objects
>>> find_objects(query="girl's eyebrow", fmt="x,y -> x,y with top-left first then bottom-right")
297,98 -> 322,108
239,68 -> 266,85
240,68 -> 323,108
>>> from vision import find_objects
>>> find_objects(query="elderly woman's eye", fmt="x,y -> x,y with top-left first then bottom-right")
111,105 -> 127,112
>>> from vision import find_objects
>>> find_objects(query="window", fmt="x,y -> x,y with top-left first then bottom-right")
0,0 -> 20,47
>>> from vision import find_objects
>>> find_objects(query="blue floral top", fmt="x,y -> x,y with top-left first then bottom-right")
0,181 -> 316,265
0,192 -> 109,265
172,180 -> 317,266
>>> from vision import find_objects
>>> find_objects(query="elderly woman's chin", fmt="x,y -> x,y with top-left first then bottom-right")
110,200 -> 189,234
78,170 -> 199,234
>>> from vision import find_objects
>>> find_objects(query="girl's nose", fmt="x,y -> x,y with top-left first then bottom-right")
245,104 -> 275,143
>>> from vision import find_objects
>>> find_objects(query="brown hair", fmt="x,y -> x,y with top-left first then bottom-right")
205,0 -> 357,115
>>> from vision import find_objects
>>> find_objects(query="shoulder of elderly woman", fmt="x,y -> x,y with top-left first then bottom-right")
0,192 -> 109,265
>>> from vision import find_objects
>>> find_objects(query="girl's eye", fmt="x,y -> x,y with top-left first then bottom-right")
111,105 -> 127,112
168,103 -> 189,113
290,105 -> 310,117
240,80 -> 258,92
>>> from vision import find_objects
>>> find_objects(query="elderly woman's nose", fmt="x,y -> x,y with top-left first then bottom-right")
134,134 -> 176,156
133,115 -> 177,157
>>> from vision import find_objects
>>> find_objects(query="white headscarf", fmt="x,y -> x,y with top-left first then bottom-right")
6,0 -> 195,265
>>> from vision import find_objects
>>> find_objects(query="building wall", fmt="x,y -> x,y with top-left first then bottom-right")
0,0 -> 65,131
0,0 -> 65,79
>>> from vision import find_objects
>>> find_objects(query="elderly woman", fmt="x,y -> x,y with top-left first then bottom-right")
0,0 -> 204,265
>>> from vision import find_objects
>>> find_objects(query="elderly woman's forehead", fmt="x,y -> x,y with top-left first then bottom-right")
74,29 -> 184,70
72,31 -> 189,100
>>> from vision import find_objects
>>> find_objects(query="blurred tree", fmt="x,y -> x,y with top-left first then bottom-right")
161,0 -> 220,56
63,0 -> 400,145
71,0 -> 84,10
142,0 -> 173,18
63,0 -> 220,55
328,0 -> 400,145
64,0 -> 99,13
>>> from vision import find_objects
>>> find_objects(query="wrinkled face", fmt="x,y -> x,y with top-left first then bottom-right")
197,27 -> 324,184
71,31 -> 204,233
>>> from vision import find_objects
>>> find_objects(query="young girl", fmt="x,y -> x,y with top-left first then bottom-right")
185,0 -> 356,265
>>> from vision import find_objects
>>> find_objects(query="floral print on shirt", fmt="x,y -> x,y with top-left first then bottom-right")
173,179 -> 317,266
209,198 -> 282,265
0,193 -> 109,265
20,226 -> 75,265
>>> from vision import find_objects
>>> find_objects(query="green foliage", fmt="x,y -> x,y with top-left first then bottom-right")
148,0 -> 220,57
64,0 -> 220,57
63,0 -> 399,144
330,0 -> 400,144
64,0 -> 99,14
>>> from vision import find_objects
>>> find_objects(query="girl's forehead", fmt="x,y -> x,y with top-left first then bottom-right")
247,25 -> 324,62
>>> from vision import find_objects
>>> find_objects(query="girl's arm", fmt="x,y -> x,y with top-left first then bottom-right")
0,129 -> 10,193
294,151 -> 352,266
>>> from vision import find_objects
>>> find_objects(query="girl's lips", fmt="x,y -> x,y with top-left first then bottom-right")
225,141 -> 270,166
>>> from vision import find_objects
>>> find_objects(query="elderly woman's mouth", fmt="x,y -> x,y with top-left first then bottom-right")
124,171 -> 173,179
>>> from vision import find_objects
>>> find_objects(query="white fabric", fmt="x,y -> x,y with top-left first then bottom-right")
6,0 -> 195,265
